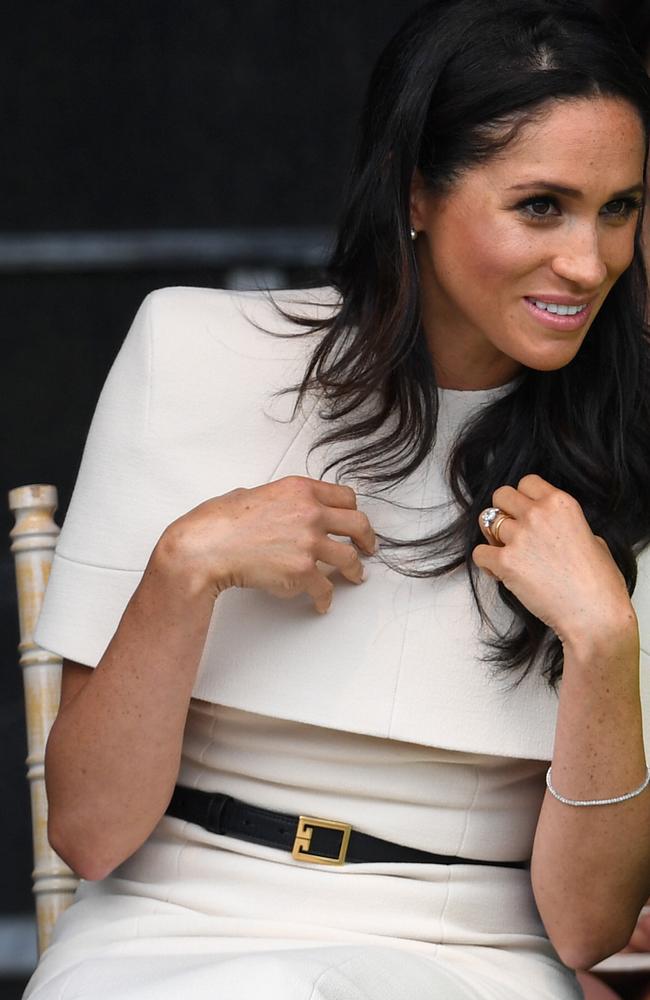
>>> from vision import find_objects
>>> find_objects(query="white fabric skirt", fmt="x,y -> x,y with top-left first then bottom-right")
23,703 -> 584,1000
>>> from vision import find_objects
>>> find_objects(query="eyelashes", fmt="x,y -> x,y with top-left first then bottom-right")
514,194 -> 644,223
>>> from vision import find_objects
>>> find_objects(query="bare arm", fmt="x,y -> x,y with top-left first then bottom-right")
530,623 -> 650,972
473,475 -> 650,971
46,536 -> 217,881
45,477 -> 375,881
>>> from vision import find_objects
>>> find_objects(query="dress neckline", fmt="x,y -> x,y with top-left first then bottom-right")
435,372 -> 525,426
437,372 -> 525,401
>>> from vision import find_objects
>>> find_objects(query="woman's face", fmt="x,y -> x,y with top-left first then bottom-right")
410,96 -> 646,390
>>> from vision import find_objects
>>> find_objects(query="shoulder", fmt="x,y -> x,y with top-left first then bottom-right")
140,284 -> 341,361
132,284 -> 340,428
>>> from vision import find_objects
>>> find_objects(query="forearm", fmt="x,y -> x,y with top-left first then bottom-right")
531,615 -> 650,970
46,531 -> 217,880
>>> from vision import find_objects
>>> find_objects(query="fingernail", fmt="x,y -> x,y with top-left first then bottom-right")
360,567 -> 367,582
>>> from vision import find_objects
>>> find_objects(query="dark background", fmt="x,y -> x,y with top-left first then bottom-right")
3,1 -> 649,996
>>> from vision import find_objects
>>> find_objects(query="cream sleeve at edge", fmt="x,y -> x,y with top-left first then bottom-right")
33,292 -> 163,667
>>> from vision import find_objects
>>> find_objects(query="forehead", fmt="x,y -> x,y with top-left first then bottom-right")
482,96 -> 646,190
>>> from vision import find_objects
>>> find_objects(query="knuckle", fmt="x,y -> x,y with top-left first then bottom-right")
342,545 -> 359,567
566,493 -> 582,513
345,510 -> 362,534
526,504 -> 544,528
301,529 -> 320,551
355,510 -> 372,532
298,503 -> 321,528
293,555 -> 315,578
549,489 -> 576,513
283,475 -> 309,492
342,484 -> 357,506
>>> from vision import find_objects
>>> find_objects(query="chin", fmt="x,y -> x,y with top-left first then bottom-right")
514,337 -> 584,372
527,358 -> 579,373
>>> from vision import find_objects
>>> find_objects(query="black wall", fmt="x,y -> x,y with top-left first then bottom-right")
3,1 -> 416,231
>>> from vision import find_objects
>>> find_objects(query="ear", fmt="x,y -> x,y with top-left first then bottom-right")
410,168 -> 429,232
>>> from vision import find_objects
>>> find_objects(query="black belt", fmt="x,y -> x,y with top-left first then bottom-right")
165,785 -> 530,870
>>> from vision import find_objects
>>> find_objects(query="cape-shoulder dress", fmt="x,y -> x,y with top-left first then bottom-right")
23,285 -> 650,999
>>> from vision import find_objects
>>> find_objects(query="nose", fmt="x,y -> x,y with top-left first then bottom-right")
550,224 -> 608,290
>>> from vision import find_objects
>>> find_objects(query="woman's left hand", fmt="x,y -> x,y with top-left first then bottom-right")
472,474 -> 636,648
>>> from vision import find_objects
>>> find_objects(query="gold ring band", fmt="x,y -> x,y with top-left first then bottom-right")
490,513 -> 511,545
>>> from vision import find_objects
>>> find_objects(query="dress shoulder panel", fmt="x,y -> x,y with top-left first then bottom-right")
34,285 -> 327,667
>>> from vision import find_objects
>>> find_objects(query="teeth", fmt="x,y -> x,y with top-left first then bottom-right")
532,299 -> 586,316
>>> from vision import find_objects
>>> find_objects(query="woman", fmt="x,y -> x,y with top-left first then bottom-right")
22,1 -> 650,998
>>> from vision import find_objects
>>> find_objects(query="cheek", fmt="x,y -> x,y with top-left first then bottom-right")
438,216 -> 536,292
606,231 -> 637,277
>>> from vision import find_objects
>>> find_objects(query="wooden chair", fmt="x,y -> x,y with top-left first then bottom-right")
7,481 -> 650,984
8,484 -> 79,956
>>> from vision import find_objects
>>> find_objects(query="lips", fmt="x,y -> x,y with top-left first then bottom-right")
523,296 -> 594,330
525,294 -> 593,306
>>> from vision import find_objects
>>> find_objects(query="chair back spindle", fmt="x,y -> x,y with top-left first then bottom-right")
8,484 -> 79,955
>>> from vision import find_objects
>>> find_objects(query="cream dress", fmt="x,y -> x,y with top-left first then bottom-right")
23,285 -> 631,1000
23,700 -> 583,999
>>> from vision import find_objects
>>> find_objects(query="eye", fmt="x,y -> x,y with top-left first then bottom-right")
600,197 -> 642,220
516,196 -> 561,221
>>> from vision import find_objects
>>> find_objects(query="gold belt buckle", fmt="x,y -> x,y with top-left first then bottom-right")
292,815 -> 352,865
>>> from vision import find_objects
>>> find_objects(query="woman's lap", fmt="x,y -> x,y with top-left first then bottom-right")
24,943 -> 523,1000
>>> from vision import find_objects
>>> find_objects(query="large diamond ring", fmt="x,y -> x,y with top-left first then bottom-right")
480,507 -> 511,546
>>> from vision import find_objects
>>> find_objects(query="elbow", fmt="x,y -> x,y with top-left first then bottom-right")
47,813 -> 117,882
555,945 -> 599,973
553,932 -> 634,973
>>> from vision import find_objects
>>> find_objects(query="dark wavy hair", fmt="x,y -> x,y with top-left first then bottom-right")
268,0 -> 650,691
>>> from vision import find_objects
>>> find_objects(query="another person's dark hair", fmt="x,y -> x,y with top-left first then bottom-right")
269,0 -> 650,690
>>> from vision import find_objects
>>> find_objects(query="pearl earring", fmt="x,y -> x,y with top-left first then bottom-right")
410,226 -> 417,241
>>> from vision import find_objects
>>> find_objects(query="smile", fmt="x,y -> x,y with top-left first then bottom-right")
523,297 -> 593,330
530,299 -> 587,316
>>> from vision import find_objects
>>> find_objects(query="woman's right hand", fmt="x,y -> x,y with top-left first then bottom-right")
161,476 -> 377,614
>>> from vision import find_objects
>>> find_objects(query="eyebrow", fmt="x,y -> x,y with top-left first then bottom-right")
507,180 -> 645,199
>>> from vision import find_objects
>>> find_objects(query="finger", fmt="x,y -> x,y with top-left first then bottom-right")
472,542 -> 501,578
491,514 -> 517,546
322,507 -> 376,554
491,484 -> 534,519
516,473 -> 556,499
310,478 -> 358,510
305,569 -> 335,614
315,538 -> 366,585
478,514 -> 497,545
